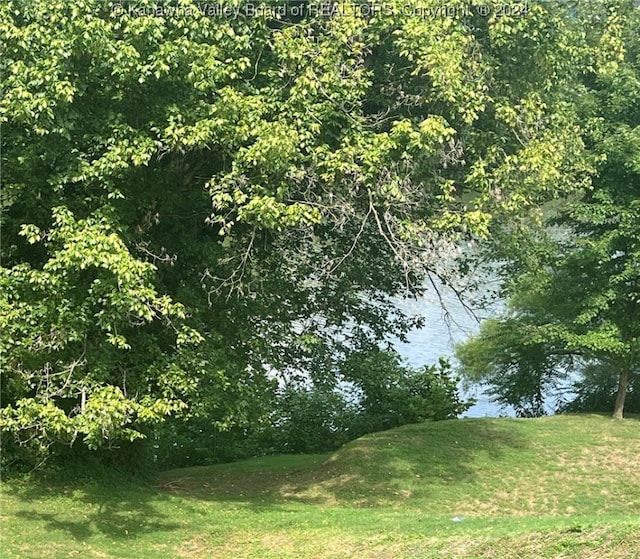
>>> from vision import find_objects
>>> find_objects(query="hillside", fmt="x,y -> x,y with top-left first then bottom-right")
155,414 -> 640,514
3,415 -> 640,558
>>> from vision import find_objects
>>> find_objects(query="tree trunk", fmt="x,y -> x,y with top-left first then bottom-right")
612,369 -> 629,419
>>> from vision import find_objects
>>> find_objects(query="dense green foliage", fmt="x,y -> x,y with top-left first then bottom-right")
456,1 -> 640,417
341,353 -> 470,435
1,0 -> 636,471
561,360 -> 640,414
155,354 -> 470,467
257,354 -> 470,453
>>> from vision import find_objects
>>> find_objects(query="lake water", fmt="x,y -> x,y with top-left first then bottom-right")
391,283 -> 516,418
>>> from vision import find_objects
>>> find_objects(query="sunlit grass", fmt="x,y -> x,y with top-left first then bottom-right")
2,414 -> 639,558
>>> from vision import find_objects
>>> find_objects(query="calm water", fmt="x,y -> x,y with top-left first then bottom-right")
392,284 -> 516,418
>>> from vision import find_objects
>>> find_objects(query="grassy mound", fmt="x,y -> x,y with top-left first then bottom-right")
156,414 -> 640,515
3,414 -> 640,558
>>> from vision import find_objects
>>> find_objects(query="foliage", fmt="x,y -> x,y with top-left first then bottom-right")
256,384 -> 356,455
456,0 -> 640,418
154,352 -> 471,463
560,359 -> 640,414
343,352 -> 472,433
262,353 -> 471,453
152,420 -> 261,470
455,317 -> 574,417
0,0 -> 613,467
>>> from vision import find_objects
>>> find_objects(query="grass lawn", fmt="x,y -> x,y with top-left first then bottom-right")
2,414 -> 639,558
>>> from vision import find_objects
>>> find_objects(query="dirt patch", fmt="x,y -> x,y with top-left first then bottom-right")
176,536 -> 212,558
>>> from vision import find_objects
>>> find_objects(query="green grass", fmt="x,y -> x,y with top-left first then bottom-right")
2,414 -> 640,558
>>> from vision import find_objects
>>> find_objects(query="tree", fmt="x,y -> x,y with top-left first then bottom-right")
455,316 -> 575,417
562,358 -> 640,416
456,218 -> 640,419
0,0 -> 600,467
456,0 -> 640,418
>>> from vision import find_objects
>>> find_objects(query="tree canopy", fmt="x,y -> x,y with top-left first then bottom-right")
456,0 -> 640,418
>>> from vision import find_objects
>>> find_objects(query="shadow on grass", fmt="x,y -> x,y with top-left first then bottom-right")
154,418 -> 531,509
6,478 -> 184,541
